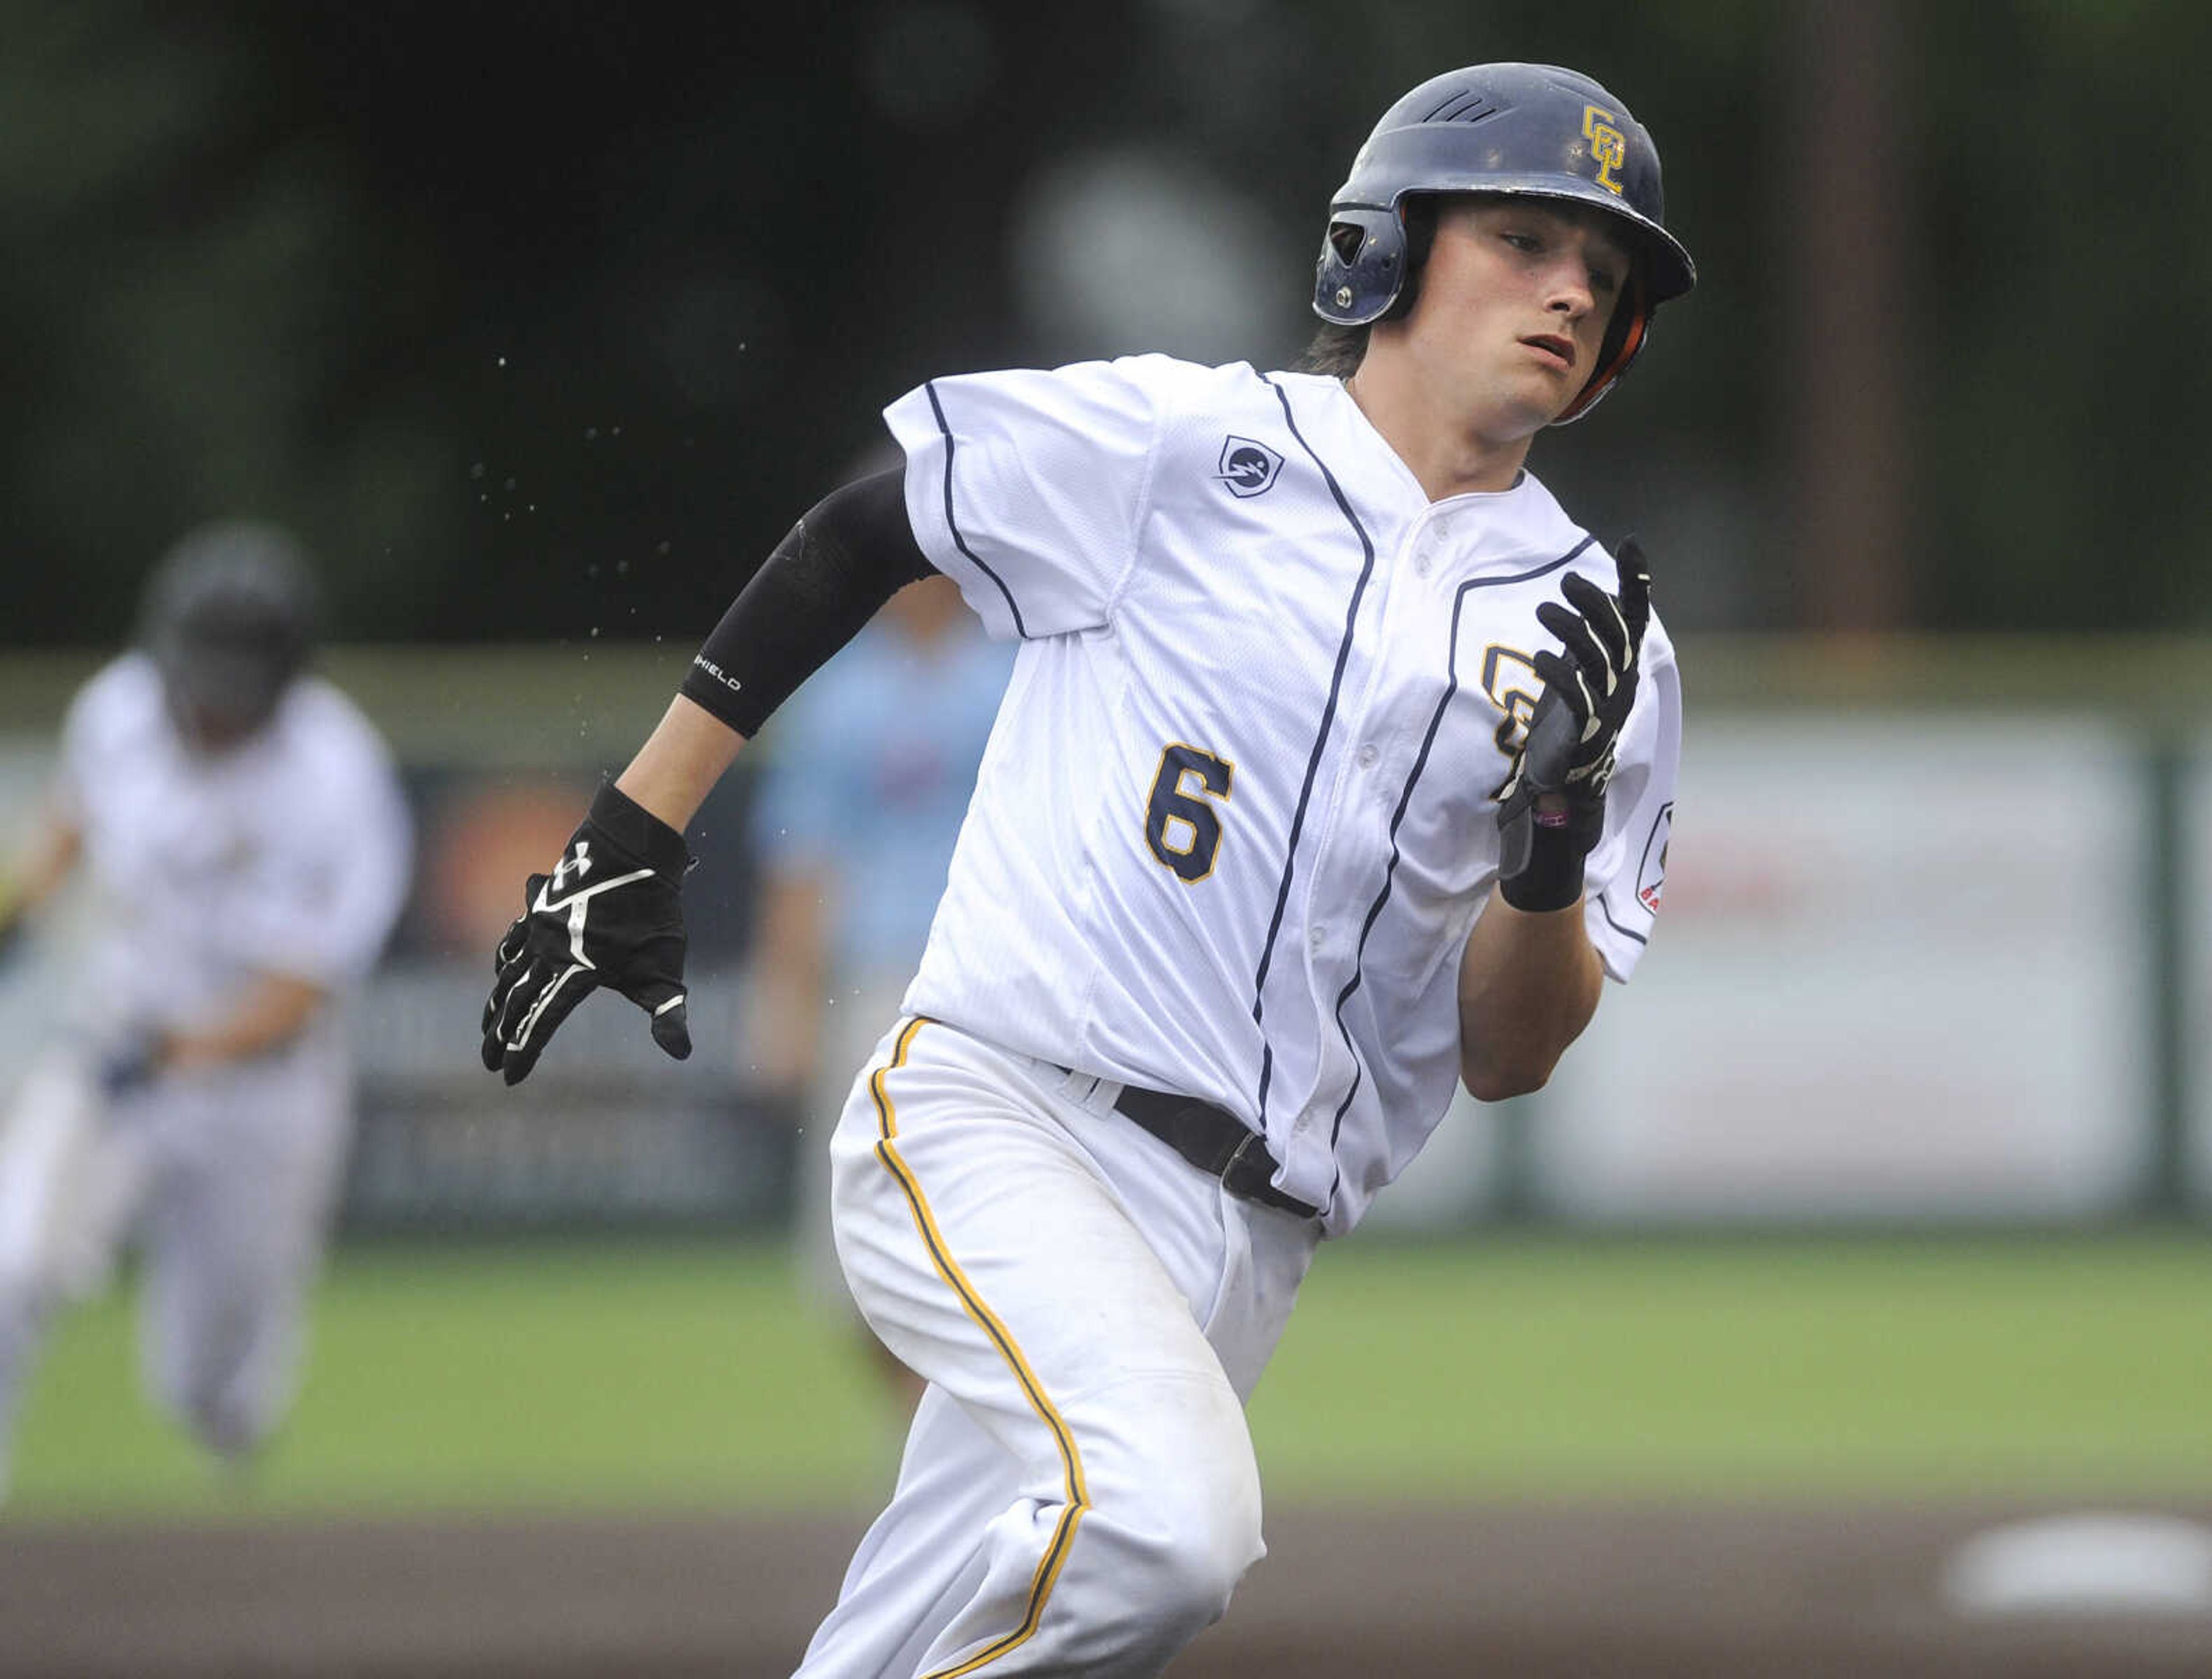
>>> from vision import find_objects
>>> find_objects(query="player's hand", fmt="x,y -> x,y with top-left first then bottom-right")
479,783 -> 695,1086
1493,538 -> 1650,911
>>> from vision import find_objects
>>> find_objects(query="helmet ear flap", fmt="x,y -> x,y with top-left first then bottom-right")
1312,199 -> 1442,327
1313,206 -> 1410,325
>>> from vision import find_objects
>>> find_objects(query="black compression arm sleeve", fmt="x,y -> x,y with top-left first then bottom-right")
678,467 -> 935,737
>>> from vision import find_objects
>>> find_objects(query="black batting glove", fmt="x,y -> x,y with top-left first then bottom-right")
479,783 -> 695,1086
1493,537 -> 1651,912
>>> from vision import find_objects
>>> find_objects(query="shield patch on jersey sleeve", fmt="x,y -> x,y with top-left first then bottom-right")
1215,436 -> 1284,499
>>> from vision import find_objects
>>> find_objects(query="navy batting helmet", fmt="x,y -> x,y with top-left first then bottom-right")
1313,63 -> 1696,422
138,520 -> 319,744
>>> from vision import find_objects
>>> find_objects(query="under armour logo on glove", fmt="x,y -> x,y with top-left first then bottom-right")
1493,537 -> 1651,912
479,784 -> 695,1085
548,840 -> 593,892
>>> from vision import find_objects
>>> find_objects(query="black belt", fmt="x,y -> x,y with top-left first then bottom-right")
1110,1083 -> 1321,1220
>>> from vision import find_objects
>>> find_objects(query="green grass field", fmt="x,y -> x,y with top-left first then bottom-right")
9,1231 -> 2210,1519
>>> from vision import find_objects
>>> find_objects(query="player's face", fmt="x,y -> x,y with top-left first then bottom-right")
161,669 -> 279,756
1402,199 -> 1631,438
167,695 -> 262,754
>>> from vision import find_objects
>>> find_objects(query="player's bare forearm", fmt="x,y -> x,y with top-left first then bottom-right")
615,694 -> 748,831
1455,893 -> 1603,1102
164,971 -> 328,1072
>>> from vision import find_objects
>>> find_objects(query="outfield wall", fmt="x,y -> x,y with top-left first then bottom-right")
2,636 -> 2207,1231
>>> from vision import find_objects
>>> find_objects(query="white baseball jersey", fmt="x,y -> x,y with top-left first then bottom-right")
54,653 -> 412,1036
885,354 -> 1679,1235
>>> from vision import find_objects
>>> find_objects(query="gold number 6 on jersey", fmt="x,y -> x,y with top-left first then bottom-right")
1143,744 -> 1234,882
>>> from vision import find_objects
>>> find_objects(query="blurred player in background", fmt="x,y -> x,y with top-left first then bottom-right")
747,571 -> 1010,1417
0,521 -> 411,1499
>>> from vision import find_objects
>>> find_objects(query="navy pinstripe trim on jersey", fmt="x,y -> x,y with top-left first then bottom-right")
1319,536 -> 1596,1212
1249,373 -> 1380,1125
1595,789 -> 1669,948
1594,892 -> 1652,946
925,380 -> 1028,638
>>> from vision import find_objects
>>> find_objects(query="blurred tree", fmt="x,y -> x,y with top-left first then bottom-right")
0,1 -> 2202,645
1912,0 -> 2212,630
0,5 -> 450,645
1789,0 -> 1911,630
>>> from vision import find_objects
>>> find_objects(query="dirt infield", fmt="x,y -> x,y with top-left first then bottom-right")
6,1500 -> 2211,1677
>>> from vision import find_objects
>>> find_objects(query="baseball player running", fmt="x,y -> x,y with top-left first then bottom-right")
482,62 -> 1690,1675
0,523 -> 411,1498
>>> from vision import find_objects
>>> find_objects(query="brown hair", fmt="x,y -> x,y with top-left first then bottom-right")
1296,322 -> 1369,378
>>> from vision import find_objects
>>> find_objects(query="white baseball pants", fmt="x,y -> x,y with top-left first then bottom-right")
793,1017 -> 1321,1678
0,1042 -> 351,1482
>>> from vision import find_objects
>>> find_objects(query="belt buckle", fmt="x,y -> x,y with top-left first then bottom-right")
1220,1128 -> 1268,1193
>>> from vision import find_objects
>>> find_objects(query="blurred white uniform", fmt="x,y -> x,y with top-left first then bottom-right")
0,653 -> 410,1482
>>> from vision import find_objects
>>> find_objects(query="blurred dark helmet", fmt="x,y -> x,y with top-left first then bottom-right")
1313,62 -> 1697,422
138,520 -> 319,749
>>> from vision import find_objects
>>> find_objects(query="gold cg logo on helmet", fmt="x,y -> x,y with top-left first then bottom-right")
1581,105 -> 1627,195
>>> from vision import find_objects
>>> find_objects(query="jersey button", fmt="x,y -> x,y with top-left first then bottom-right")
1414,552 -> 1433,577
1309,926 -> 1327,951
1357,743 -> 1379,769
